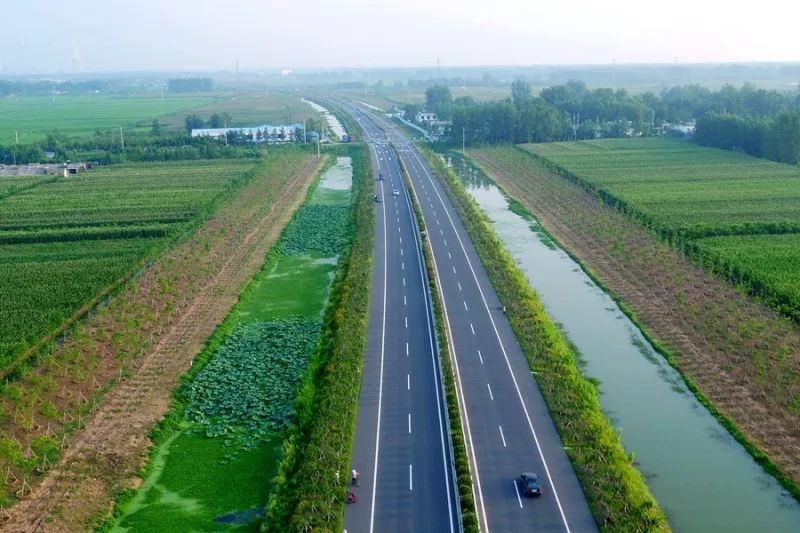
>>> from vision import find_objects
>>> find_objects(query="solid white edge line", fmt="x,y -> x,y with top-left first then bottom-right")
394,148 -> 456,532
368,144 -> 388,533
408,147 -> 573,533
399,152 -> 488,533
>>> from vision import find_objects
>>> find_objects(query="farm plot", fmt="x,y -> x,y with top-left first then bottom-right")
0,94 -> 213,141
524,137 -> 800,237
0,159 -> 257,373
693,234 -> 800,323
115,156 -> 353,531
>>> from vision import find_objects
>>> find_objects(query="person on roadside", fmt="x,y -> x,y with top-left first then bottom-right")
351,468 -> 360,486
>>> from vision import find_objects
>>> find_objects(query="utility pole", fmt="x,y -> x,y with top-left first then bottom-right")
119,127 -> 125,151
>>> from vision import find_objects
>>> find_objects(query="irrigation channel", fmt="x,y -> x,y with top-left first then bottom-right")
112,157 -> 353,531
449,152 -> 800,532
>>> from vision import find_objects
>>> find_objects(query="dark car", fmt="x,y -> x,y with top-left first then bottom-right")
519,472 -> 542,497
374,193 -> 383,203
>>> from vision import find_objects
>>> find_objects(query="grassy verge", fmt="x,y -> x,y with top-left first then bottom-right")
395,149 -> 477,532
420,146 -> 670,531
263,144 -> 373,531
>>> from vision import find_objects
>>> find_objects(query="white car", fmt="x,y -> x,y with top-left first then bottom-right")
392,189 -> 400,196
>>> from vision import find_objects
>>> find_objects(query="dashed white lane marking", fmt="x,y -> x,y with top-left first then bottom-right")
400,248 -> 403,256
470,323 -> 475,335
408,413 -> 412,434
448,251 -> 452,259
457,282 -> 462,291
400,237 -> 402,244
443,239 -> 448,247
452,266 -> 456,274
404,295 -> 407,306
402,277 -> 406,287
401,262 -> 405,271
436,219 -> 440,225
440,228 -> 444,235
409,464 -> 413,491
405,316 -> 408,328
487,383 -> 494,400
478,350 -> 484,364
398,226 -> 401,233
499,425 -> 507,447
463,301 -> 469,311
513,480 -> 524,508
406,342 -> 409,356
407,374 -> 410,390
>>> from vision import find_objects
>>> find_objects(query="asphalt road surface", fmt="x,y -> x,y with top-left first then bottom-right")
343,104 -> 460,533
336,98 -> 597,532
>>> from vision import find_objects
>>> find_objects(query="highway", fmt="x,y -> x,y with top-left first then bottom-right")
343,104 -> 460,533
339,100 -> 598,532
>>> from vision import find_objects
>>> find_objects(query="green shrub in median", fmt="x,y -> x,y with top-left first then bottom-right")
422,146 -> 669,532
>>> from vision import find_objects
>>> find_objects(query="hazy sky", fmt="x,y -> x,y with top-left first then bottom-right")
2,0 -> 799,73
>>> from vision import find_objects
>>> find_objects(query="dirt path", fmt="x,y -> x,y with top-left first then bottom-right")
471,148 -> 800,489
3,155 -> 324,532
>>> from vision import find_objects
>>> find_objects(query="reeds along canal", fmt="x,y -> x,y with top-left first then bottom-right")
112,157 -> 354,532
449,153 -> 800,532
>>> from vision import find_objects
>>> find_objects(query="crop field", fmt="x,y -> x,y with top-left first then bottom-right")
115,157 -> 353,531
693,234 -> 800,321
0,159 -> 257,372
524,138 -> 800,237
0,94 -> 214,141
159,91 -> 318,130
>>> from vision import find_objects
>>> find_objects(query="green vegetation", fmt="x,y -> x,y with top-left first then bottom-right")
160,92 -> 317,131
422,146 -> 669,531
0,94 -> 214,141
691,234 -> 800,323
0,159 -> 256,374
264,146 -> 372,531
186,319 -> 322,447
524,137 -> 800,238
113,151 -> 358,532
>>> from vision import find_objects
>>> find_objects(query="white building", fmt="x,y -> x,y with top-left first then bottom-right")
191,124 -> 303,143
415,111 -> 437,123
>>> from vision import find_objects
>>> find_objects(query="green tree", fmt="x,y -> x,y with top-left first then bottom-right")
150,119 -> 162,136
425,84 -> 452,119
184,114 -> 205,133
511,79 -> 531,111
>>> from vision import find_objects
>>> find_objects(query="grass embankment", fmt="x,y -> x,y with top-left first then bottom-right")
107,152 -> 357,531
469,145 -> 800,500
421,146 -> 669,531
263,144 -> 372,531
396,150 -> 477,532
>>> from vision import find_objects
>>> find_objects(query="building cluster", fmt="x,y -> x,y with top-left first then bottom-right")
191,124 -> 304,143
0,162 -> 95,177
